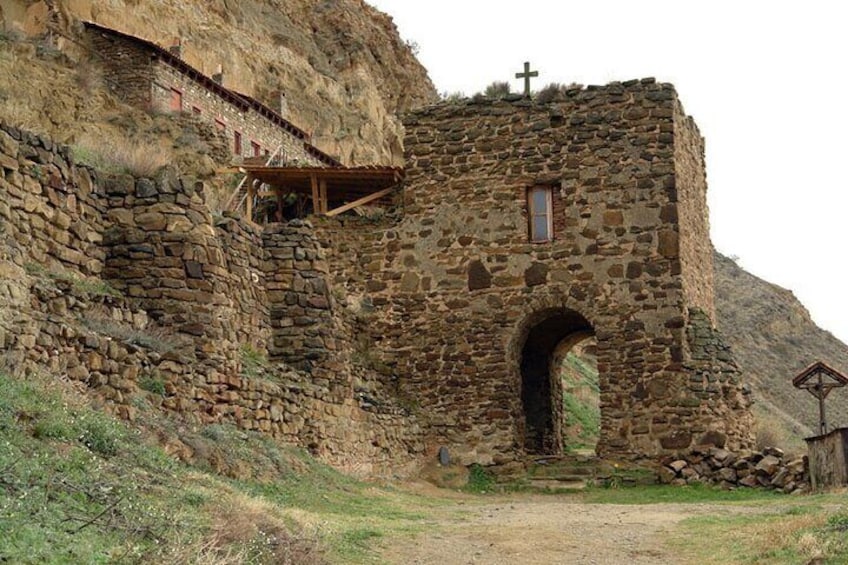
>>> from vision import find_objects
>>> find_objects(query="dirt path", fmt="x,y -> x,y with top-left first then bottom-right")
379,492 -> 758,565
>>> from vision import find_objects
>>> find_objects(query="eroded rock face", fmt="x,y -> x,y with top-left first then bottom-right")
1,0 -> 439,165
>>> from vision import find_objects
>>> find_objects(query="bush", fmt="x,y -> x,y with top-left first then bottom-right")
535,82 -> 566,104
440,91 -> 465,103
78,416 -> 120,457
139,377 -> 166,396
464,464 -> 495,493
240,345 -> 267,379
483,81 -> 511,99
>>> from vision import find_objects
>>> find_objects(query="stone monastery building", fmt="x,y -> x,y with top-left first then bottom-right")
0,20 -> 755,473
84,21 -> 339,168
323,80 -> 755,463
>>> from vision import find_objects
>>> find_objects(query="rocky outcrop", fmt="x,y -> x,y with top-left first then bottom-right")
660,445 -> 808,493
1,0 -> 439,165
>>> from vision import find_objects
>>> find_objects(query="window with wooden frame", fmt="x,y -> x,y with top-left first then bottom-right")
528,186 -> 553,242
169,88 -> 183,113
233,131 -> 242,155
251,141 -> 261,157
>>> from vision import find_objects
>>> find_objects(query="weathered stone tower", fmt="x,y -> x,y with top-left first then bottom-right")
317,79 -> 754,466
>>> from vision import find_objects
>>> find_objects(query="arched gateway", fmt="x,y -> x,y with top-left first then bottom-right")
518,307 -> 595,455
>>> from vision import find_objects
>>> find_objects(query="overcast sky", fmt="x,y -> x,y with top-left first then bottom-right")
369,0 -> 848,344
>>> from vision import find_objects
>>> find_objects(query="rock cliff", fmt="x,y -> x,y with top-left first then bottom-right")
0,0 -> 438,165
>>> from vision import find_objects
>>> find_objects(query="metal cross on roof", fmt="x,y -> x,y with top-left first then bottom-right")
793,361 -> 848,436
515,61 -> 539,97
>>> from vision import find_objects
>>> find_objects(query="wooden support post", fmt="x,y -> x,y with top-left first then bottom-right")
319,179 -> 328,214
246,175 -> 254,222
276,187 -> 284,223
310,173 -> 319,215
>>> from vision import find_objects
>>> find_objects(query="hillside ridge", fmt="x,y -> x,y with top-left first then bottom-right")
715,251 -> 848,439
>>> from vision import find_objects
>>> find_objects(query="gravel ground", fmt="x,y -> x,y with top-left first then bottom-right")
378,492 -> 759,565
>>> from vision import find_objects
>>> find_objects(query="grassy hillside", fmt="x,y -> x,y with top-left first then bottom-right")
560,345 -> 600,451
0,370 -> 436,564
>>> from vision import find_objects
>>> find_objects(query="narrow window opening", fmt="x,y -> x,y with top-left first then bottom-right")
234,131 -> 242,155
169,88 -> 183,113
528,186 -> 553,242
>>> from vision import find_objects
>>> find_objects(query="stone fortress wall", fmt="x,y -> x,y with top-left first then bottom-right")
0,122 -> 423,476
313,79 -> 754,466
0,78 -> 756,475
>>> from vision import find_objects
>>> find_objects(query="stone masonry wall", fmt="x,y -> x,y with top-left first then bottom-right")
151,63 -> 324,165
263,221 -> 341,369
0,122 -> 423,476
314,80 -> 753,466
674,101 -> 716,323
102,170 -> 271,374
86,25 -> 328,166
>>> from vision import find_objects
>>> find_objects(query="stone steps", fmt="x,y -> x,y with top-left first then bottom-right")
526,454 -> 604,483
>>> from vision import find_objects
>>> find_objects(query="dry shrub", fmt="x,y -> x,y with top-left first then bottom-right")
797,531 -> 828,563
74,134 -> 171,177
0,96 -> 43,132
155,491 -> 324,564
75,57 -> 104,96
206,493 -> 325,564
483,81 -> 511,98
534,83 -> 565,104
755,417 -> 785,451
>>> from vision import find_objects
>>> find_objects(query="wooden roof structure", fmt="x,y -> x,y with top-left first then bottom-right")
238,165 -> 404,220
792,361 -> 848,392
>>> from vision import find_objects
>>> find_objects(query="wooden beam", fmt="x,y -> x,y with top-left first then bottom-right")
319,179 -> 328,214
310,173 -> 319,215
325,187 -> 394,218
276,188 -> 285,223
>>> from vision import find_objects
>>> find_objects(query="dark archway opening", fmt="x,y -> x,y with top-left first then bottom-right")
520,309 -> 595,456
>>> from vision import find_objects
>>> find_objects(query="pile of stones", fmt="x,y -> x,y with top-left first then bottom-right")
659,445 -> 807,493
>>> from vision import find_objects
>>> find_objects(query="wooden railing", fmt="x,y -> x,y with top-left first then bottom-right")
225,145 -> 284,213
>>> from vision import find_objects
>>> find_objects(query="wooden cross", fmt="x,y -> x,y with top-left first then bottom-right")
515,61 -> 539,97
793,361 -> 848,436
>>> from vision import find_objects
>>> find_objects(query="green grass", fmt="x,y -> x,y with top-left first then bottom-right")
461,464 -> 496,494
0,371 -> 440,564
0,372 -> 183,563
561,350 -> 601,450
24,262 -> 120,298
581,482 -> 783,505
671,497 -> 848,564
239,344 -> 268,379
